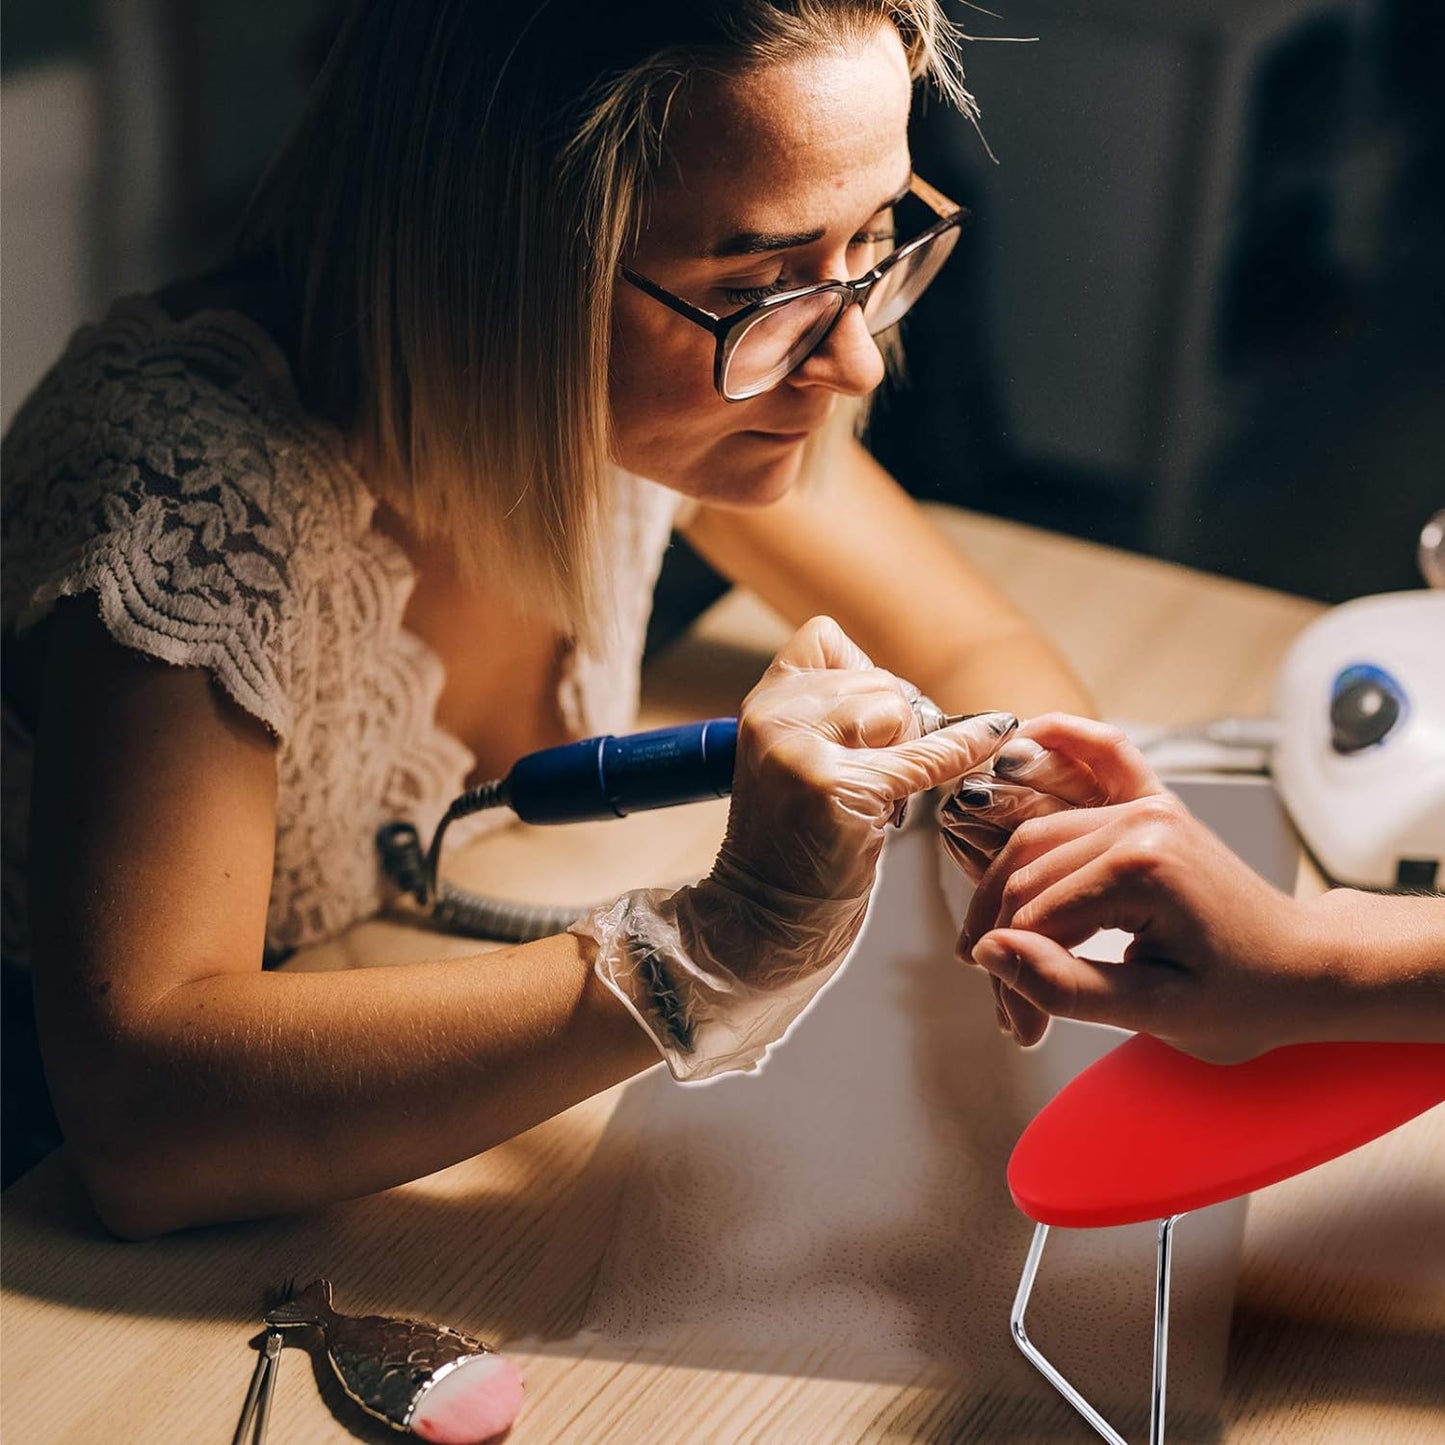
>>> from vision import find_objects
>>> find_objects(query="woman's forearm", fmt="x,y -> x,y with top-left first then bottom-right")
914,626 -> 1095,723
682,444 -> 1095,722
53,934 -> 658,1238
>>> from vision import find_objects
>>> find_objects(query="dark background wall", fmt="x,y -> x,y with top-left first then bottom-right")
868,0 -> 1444,609
5,0 -> 1442,629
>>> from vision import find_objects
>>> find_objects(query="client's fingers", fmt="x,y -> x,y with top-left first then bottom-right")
983,828 -> 1152,951
973,929 -> 1152,1029
993,974 -> 1050,1046
1010,714 -> 1165,803
960,804 -> 1133,955
991,739 -> 1107,806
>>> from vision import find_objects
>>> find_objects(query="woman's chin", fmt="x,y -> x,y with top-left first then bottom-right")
702,436 -> 808,508
631,430 -> 810,508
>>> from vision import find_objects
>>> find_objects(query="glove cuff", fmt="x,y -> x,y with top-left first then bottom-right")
570,884 -> 868,1083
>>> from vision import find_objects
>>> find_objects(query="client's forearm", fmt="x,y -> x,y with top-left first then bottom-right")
1300,890 -> 1445,1043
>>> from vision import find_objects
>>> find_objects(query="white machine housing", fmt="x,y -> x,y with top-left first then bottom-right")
1271,590 -> 1445,892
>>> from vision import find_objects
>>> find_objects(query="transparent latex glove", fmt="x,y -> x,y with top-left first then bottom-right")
944,714 -> 1167,1046
937,714 -> 1129,880
574,616 -> 1017,1079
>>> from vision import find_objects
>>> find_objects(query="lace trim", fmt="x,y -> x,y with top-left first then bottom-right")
2,296 -> 683,956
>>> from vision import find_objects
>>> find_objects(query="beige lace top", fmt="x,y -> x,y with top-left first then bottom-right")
1,297 -> 683,960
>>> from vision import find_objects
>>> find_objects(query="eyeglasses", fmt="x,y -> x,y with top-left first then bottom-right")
620,175 -> 968,402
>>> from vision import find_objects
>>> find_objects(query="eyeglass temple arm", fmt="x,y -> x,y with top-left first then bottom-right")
909,174 -> 965,222
618,266 -> 724,333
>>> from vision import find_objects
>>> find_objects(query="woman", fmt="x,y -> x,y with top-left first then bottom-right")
1,0 -> 1089,1235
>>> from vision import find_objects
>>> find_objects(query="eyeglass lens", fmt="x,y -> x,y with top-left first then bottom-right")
725,290 -> 848,399
861,225 -> 959,333
721,225 -> 960,400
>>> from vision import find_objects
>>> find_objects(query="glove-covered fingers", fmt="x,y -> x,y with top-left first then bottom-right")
817,710 -> 1016,833
730,670 -> 917,854
940,817 -> 1011,880
721,674 -> 992,904
817,676 -> 922,749
758,614 -> 876,679
941,775 -> 1073,831
744,664 -> 917,740
939,761 -> 1075,888
875,711 -> 1017,798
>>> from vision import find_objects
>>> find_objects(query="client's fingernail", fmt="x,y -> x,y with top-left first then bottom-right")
972,937 -> 1008,971
956,783 -> 993,809
982,711 -> 1018,737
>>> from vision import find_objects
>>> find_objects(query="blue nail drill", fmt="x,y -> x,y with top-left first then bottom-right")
377,699 -> 974,941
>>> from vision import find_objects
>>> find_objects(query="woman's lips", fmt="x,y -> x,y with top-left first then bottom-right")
742,429 -> 812,445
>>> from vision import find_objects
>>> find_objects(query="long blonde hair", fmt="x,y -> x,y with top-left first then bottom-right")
243,0 -> 972,644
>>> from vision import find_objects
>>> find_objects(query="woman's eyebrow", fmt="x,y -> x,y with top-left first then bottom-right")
707,175 -> 913,259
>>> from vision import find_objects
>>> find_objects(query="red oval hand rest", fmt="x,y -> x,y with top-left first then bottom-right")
1009,1036 -> 1445,1228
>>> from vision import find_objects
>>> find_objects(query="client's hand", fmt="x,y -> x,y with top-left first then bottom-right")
941,714 -> 1166,1042
939,713 -> 1163,880
956,716 -> 1317,1063
576,616 -> 1016,1079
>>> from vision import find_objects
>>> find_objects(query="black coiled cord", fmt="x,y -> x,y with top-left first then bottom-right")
376,782 -> 593,943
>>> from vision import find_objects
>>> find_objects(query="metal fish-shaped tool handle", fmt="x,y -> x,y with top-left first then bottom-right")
265,1279 -> 525,1444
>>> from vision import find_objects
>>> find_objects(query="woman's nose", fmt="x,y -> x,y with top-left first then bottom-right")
788,302 -> 886,398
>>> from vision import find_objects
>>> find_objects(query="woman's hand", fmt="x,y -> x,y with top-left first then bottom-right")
939,714 -> 1165,880
955,715 -> 1325,1062
714,615 -> 1018,906
582,616 -> 1018,1080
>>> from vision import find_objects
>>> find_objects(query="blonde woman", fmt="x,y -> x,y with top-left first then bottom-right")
1,0 -> 1090,1235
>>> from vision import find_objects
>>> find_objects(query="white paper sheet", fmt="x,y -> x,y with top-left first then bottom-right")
533,777 -> 1295,1432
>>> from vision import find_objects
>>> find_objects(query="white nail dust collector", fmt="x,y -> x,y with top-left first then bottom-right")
1270,517 -> 1445,892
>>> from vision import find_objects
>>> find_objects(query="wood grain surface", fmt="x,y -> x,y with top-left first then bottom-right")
4,508 -> 1440,1444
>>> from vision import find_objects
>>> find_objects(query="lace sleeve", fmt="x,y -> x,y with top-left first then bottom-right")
2,312 -> 309,742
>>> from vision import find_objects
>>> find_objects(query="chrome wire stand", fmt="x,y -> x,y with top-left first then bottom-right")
1010,1215 -> 1185,1445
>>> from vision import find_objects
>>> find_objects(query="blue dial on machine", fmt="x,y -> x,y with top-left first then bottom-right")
1330,664 -> 1405,754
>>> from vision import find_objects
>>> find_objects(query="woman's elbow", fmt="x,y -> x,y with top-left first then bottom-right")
44,1043 -> 210,1238
80,1161 -> 173,1241
71,1123 -> 248,1240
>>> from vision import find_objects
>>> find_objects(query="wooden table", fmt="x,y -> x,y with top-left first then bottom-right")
4,509 -> 1441,1444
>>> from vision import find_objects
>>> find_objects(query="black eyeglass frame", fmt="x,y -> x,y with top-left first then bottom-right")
619,175 -> 970,401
